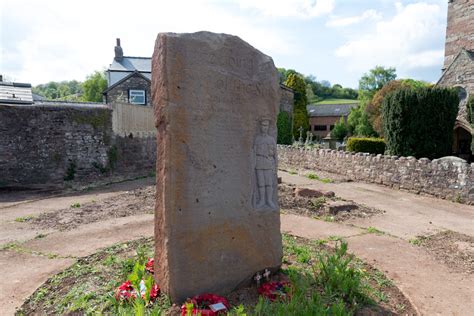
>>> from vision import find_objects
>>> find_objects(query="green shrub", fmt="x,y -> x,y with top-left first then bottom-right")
347,137 -> 385,154
277,111 -> 292,145
331,117 -> 348,141
467,95 -> 474,124
382,87 -> 458,159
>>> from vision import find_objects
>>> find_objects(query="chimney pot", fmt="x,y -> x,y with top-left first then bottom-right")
114,38 -> 123,61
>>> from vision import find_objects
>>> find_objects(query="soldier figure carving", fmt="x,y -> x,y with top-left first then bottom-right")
254,118 -> 277,210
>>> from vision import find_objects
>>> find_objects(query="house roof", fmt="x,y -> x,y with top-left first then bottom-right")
0,82 -> 34,104
103,70 -> 151,94
307,103 -> 357,117
109,56 -> 151,73
437,48 -> 474,85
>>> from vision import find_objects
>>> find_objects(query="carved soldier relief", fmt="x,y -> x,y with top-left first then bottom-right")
254,118 -> 278,210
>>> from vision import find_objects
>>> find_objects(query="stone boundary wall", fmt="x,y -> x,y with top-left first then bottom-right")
0,104 -> 156,189
277,145 -> 474,204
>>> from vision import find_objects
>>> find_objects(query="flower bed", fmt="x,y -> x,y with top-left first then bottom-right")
258,281 -> 292,302
181,293 -> 230,316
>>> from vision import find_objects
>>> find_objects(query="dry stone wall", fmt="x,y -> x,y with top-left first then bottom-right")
278,146 -> 474,204
0,103 -> 156,189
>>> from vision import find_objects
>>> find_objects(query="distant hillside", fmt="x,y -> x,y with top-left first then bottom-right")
314,98 -> 359,105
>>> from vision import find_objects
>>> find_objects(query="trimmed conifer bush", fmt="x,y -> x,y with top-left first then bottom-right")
277,111 -> 292,145
382,87 -> 458,159
346,137 -> 386,154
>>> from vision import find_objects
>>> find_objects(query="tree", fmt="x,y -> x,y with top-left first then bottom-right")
82,71 -> 107,102
331,117 -> 348,142
382,87 -> 458,159
33,80 -> 84,100
358,66 -> 397,105
348,66 -> 397,137
277,111 -> 292,145
277,68 -> 297,84
285,73 -> 308,139
366,79 -> 430,136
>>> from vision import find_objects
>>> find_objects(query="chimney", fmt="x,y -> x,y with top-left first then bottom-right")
114,38 -> 123,62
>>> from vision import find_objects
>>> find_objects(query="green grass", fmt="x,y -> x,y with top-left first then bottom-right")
14,215 -> 35,223
366,227 -> 385,235
408,236 -> 427,246
306,173 -> 333,183
70,203 -> 81,208
315,98 -> 359,105
310,197 -> 327,209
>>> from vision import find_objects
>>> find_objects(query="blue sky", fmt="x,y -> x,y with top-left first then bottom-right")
1,0 -> 448,88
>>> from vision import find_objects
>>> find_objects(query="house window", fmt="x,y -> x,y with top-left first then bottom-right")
313,125 -> 327,131
129,90 -> 146,105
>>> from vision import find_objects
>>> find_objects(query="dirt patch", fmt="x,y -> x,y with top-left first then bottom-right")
281,168 -> 350,183
29,186 -> 155,231
279,184 -> 383,222
413,231 -> 474,274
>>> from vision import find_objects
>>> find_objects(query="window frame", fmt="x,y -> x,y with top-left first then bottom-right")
129,89 -> 146,105
313,125 -> 327,131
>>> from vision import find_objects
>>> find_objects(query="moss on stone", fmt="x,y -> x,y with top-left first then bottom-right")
72,110 -> 111,130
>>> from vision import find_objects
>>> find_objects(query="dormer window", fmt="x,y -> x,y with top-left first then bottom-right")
129,89 -> 146,105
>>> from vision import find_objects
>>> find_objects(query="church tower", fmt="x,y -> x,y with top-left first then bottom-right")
442,0 -> 474,70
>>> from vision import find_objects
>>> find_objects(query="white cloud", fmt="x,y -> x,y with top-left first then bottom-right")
326,9 -> 382,28
237,0 -> 335,18
334,2 -> 446,76
1,0 -> 298,84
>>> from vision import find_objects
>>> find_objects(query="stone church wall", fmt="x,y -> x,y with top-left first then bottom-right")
443,0 -> 474,69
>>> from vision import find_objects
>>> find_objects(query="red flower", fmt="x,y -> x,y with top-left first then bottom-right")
115,281 -> 137,301
258,281 -> 291,302
115,280 -> 161,303
150,283 -> 160,301
181,293 -> 229,316
146,258 -> 154,274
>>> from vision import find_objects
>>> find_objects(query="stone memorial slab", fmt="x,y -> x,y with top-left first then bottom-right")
152,31 -> 282,302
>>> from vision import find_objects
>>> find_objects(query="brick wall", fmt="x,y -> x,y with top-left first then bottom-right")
278,146 -> 474,204
0,103 -> 156,189
309,116 -> 346,138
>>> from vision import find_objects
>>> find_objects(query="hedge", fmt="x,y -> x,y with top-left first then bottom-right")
277,111 -> 292,145
347,137 -> 386,154
382,87 -> 458,159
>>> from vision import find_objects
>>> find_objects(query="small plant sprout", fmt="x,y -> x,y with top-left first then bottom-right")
14,215 -> 35,223
70,203 -> 81,208
366,226 -> 384,235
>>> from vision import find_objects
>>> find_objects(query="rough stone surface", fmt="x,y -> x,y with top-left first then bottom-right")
152,32 -> 282,302
327,201 -> 358,215
437,49 -> 474,122
442,0 -> 474,70
279,84 -> 294,117
105,72 -> 152,106
278,146 -> 474,204
294,187 -> 323,198
0,103 -> 156,188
